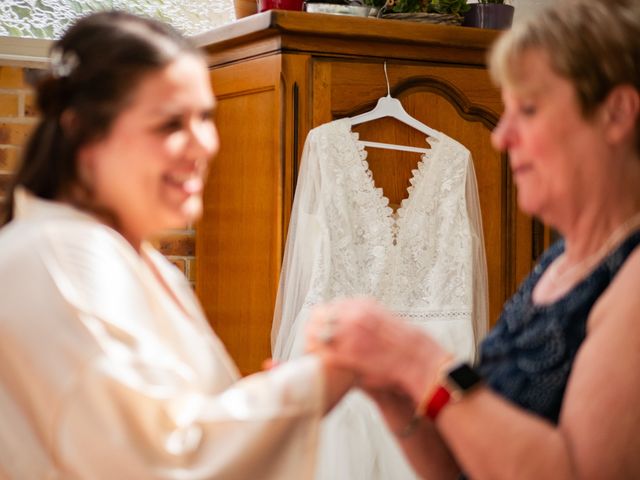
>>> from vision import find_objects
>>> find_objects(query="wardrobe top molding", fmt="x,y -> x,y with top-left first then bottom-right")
194,10 -> 501,67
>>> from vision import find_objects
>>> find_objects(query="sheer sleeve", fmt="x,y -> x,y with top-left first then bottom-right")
465,153 -> 489,358
272,130 -> 327,360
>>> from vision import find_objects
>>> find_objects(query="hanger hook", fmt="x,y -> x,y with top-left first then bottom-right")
383,61 -> 390,97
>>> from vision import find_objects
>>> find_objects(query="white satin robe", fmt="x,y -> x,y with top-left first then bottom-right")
0,189 -> 324,479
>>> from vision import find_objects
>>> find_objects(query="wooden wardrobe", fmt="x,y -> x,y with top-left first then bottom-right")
195,11 -> 545,375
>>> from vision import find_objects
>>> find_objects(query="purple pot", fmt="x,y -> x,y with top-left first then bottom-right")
463,4 -> 514,30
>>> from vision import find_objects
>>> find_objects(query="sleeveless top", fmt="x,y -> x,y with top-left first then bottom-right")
477,231 -> 640,423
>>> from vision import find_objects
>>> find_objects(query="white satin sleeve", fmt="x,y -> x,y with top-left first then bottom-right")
0,219 -> 325,480
57,352 -> 324,480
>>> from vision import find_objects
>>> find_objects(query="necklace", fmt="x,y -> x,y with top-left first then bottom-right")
544,211 -> 640,291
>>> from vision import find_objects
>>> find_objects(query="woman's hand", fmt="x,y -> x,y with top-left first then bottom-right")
306,298 -> 403,389
262,355 -> 356,413
306,298 -> 450,403
317,352 -> 358,412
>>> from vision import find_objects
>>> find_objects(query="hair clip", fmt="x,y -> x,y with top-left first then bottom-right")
49,47 -> 79,79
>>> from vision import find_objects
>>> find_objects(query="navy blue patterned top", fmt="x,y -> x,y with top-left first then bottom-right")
476,231 -> 640,423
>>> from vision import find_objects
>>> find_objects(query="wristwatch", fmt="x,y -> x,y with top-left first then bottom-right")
425,362 -> 483,420
445,362 -> 483,400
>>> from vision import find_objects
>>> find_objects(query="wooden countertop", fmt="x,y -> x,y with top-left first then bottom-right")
194,10 -> 501,67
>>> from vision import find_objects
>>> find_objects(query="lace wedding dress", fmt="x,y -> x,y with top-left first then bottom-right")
272,118 -> 489,479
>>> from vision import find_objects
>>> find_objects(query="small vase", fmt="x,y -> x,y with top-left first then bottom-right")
463,3 -> 514,30
257,0 -> 304,12
234,0 -> 258,18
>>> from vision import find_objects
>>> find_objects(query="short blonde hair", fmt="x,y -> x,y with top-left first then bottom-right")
489,0 -> 640,151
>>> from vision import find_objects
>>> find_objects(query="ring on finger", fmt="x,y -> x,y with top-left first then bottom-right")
318,313 -> 338,344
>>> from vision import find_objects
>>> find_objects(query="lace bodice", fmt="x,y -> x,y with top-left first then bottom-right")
312,120 -> 472,309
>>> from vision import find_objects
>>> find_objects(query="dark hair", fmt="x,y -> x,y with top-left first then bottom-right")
1,11 -> 203,225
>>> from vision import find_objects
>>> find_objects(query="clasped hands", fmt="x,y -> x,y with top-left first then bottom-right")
305,298 -> 449,432
306,298 -> 407,390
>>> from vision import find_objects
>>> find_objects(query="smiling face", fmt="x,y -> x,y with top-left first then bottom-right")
491,49 -> 607,227
77,54 -> 218,247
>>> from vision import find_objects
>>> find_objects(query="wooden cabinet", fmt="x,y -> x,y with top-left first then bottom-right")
195,11 -> 543,374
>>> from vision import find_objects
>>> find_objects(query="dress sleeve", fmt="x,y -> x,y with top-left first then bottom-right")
34,222 -> 326,480
465,153 -> 489,357
272,129 -> 327,360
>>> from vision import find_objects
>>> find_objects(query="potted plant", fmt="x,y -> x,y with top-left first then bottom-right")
462,0 -> 514,29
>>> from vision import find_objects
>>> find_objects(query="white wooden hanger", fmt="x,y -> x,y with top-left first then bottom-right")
349,62 -> 441,154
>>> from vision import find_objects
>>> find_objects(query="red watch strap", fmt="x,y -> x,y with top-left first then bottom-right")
425,385 -> 451,420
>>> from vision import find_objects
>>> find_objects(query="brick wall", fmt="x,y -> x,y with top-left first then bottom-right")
0,66 -> 35,200
0,65 -> 196,286
150,231 -> 197,285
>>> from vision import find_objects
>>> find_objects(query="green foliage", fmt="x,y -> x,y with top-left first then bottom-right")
431,0 -> 469,13
388,0 -> 424,13
363,0 -> 388,7
363,0 -> 469,14
477,0 -> 506,4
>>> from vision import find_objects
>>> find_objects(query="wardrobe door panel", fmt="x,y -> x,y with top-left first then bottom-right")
197,58 -> 284,375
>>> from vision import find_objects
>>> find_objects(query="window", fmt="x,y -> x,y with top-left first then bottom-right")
0,0 -> 235,39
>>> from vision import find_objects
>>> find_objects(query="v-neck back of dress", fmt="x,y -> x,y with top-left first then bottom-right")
345,122 -> 445,245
